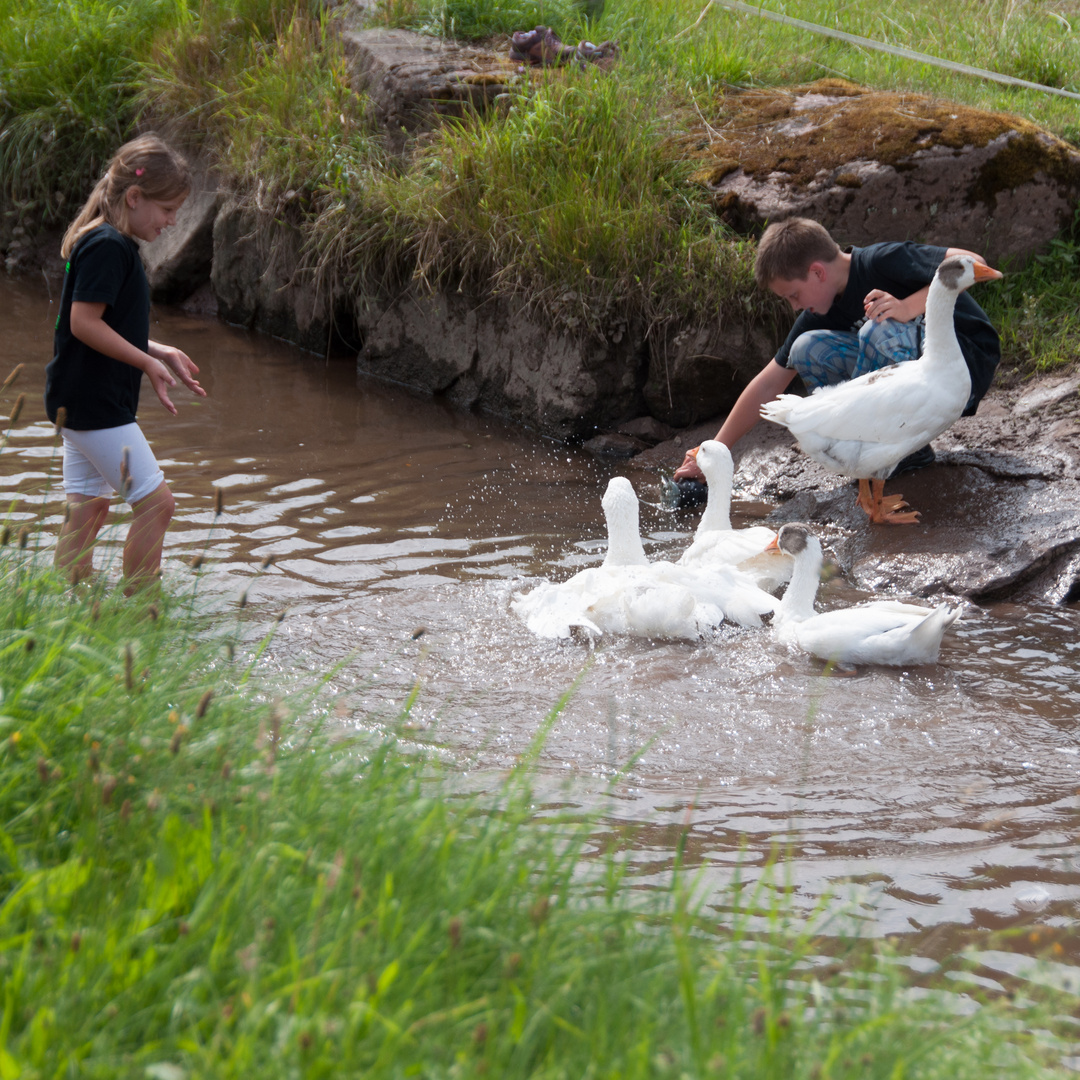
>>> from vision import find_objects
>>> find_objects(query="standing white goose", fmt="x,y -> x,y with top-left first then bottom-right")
511,477 -> 776,640
678,440 -> 792,591
760,255 -> 1002,524
768,522 -> 961,666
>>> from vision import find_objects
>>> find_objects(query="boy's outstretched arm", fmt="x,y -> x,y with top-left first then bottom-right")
674,359 -> 798,481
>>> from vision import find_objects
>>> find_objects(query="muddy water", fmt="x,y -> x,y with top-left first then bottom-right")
4,278 -> 1080,972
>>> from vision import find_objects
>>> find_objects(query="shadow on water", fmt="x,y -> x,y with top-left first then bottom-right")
4,277 -> 1080,980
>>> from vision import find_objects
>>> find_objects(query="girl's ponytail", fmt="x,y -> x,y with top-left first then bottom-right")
61,134 -> 190,259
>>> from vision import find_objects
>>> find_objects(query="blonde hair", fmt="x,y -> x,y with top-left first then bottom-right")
754,218 -> 841,290
61,133 -> 191,259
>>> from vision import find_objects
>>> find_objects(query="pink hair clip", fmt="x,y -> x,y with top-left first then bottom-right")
135,168 -> 145,177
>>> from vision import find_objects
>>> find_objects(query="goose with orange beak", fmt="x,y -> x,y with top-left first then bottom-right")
766,523 -> 961,667
761,255 -> 1003,524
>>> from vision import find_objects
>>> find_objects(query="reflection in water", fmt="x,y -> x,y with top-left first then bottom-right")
3,278 -> 1080,971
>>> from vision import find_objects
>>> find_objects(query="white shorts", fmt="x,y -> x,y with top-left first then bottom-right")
61,423 -> 166,505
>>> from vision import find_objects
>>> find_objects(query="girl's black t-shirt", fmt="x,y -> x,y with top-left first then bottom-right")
46,224 -> 149,430
773,242 -> 1001,415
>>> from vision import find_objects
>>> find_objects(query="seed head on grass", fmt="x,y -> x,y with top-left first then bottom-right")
0,525 -> 8,546
54,406 -> 67,438
214,486 -> 225,517
17,526 -> 29,550
196,690 -> 214,718
1,363 -> 23,392
119,446 -> 131,500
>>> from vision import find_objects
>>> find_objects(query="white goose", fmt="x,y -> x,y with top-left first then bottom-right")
678,440 -> 793,592
768,522 -> 961,666
760,255 -> 1002,524
511,477 -> 776,640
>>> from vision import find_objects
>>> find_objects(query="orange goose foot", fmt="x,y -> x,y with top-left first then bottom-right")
857,479 -> 921,525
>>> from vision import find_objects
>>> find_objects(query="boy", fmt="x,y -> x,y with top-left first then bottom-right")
674,217 -> 1000,483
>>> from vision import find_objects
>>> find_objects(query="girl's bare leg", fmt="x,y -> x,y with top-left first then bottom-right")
123,481 -> 175,592
55,494 -> 110,583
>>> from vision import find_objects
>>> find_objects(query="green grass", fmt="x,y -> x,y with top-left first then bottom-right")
396,0 -> 596,40
981,207 -> 1080,373
0,0 -> 191,223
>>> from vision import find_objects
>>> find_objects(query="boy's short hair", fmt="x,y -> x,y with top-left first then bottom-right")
754,218 -> 841,289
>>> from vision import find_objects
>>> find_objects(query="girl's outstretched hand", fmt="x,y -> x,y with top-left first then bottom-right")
145,357 -> 179,415
152,343 -> 207,398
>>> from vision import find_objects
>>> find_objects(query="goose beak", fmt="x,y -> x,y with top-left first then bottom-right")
973,262 -> 1003,282
765,536 -> 780,553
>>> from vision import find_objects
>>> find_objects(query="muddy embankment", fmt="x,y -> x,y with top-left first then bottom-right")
7,12 -> 1080,604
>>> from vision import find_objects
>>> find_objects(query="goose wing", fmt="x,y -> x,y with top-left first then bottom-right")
769,364 -> 947,445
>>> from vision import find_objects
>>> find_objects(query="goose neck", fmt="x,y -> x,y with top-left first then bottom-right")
922,280 -> 963,361
602,503 -> 649,567
777,546 -> 822,623
698,473 -> 734,533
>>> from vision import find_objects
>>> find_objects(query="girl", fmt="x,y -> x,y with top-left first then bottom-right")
45,133 -> 207,590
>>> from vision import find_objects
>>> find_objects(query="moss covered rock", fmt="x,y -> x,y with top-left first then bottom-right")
679,80 -> 1080,264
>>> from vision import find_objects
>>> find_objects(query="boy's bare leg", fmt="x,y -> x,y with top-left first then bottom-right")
123,480 -> 175,592
55,494 -> 110,583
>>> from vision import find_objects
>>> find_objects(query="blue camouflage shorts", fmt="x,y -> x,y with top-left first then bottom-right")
787,316 -> 924,392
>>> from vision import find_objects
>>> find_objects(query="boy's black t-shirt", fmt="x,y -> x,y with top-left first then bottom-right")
773,242 -> 1001,415
46,224 -> 149,430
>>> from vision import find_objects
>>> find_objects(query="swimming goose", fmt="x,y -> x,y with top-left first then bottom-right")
511,477 -> 775,639
768,522 -> 961,666
760,255 -> 1002,524
678,440 -> 793,591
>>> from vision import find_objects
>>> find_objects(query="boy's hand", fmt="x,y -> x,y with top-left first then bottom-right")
153,344 -> 207,398
863,289 -> 918,323
673,446 -> 704,482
